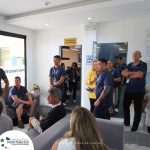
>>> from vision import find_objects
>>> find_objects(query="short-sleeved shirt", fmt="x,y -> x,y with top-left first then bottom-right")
8,86 -> 28,105
96,70 -> 113,101
49,66 -> 65,88
110,68 -> 121,88
0,68 -> 8,96
114,64 -> 126,75
126,61 -> 147,92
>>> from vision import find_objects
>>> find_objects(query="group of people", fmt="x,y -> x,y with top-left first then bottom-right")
0,75 -> 66,135
0,50 -> 150,149
86,50 -> 149,132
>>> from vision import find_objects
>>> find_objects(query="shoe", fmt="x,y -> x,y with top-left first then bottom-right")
18,120 -> 24,129
131,126 -> 138,132
147,126 -> 150,134
65,100 -> 69,104
114,108 -> 118,113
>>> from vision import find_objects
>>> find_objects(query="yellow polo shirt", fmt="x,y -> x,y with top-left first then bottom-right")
85,70 -> 97,99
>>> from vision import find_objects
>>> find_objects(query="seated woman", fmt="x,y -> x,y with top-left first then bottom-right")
51,106 -> 107,150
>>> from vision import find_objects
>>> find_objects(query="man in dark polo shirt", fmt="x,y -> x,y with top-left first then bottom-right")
0,68 -> 9,114
94,58 -> 113,119
122,50 -> 147,131
8,76 -> 36,128
49,55 -> 65,102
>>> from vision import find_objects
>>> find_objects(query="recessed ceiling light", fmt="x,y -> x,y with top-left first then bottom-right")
87,17 -> 93,20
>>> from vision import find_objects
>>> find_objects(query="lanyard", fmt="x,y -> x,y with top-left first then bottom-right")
131,61 -> 142,71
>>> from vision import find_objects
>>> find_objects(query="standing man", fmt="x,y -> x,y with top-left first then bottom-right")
107,60 -> 121,114
8,76 -> 36,128
49,55 -> 65,102
122,50 -> 147,131
0,68 -> 9,114
113,56 -> 126,113
94,58 -> 113,119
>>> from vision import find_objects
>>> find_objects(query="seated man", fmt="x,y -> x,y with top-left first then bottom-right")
28,87 -> 66,134
8,76 -> 36,128
0,101 -> 13,135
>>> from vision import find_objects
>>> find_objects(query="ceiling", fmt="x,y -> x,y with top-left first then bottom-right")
0,0 -> 150,30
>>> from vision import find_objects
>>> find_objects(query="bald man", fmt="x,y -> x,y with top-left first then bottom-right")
122,50 -> 147,131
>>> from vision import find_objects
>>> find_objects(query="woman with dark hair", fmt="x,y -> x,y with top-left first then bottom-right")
51,106 -> 107,150
67,62 -> 80,103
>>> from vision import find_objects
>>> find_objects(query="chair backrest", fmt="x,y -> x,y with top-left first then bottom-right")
33,115 -> 124,150
96,118 -> 124,150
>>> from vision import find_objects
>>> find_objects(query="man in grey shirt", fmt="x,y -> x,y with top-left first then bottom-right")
0,101 -> 13,135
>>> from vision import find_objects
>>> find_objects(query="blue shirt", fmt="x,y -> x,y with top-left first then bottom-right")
96,70 -> 113,101
126,61 -> 147,92
8,86 -> 28,105
49,66 -> 65,88
110,68 -> 120,88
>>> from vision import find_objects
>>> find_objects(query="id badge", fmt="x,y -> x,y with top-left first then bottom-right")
126,78 -> 130,84
73,79 -> 75,82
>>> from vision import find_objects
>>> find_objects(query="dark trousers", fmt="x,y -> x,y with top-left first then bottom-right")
89,98 -> 96,113
123,91 -> 144,128
93,101 -> 111,119
69,81 -> 77,99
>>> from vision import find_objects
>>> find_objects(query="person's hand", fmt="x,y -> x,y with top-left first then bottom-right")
122,69 -> 129,77
25,101 -> 33,106
90,77 -> 96,84
94,100 -> 101,107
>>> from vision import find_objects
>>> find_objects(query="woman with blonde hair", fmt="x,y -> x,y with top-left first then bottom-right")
51,106 -> 107,150
85,60 -> 97,112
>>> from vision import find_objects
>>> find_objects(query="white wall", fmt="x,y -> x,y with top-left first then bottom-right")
97,17 -> 150,64
35,26 -> 84,105
34,17 -> 150,107
0,15 -> 35,90
81,27 -> 98,110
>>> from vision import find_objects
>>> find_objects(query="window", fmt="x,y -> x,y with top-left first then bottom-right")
0,31 -> 26,87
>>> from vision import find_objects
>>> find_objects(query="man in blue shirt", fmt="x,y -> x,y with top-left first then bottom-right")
113,56 -> 126,113
8,76 -> 36,128
107,60 -> 121,114
122,50 -> 147,131
94,58 -> 113,119
49,55 -> 65,102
